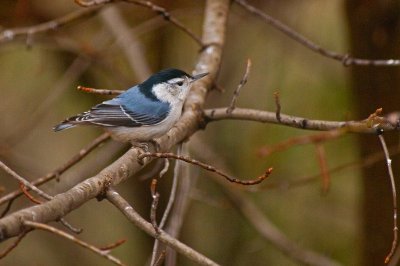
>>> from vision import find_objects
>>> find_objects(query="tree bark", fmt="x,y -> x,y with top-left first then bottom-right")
345,1 -> 400,264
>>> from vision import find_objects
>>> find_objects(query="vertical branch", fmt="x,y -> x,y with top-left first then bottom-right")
378,133 -> 398,264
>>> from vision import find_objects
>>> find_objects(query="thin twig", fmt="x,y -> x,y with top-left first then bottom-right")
77,85 -> 124,95
59,219 -> 83,234
75,0 -> 203,46
377,133 -> 398,264
151,144 -> 182,266
235,0 -> 400,66
314,144 -> 330,195
274,91 -> 281,122
106,189 -> 219,266
19,183 -> 42,204
165,144 -> 193,266
226,59 -> 252,114
99,238 -> 127,251
0,8 -> 100,43
0,133 -> 110,208
0,161 -> 52,201
154,250 -> 166,266
0,230 -> 30,259
23,220 -> 125,266
0,198 -> 15,218
138,152 -> 273,186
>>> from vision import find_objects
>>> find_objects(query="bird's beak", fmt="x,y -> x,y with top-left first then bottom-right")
191,72 -> 209,82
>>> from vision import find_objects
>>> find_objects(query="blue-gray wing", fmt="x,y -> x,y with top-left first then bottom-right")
60,87 -> 170,128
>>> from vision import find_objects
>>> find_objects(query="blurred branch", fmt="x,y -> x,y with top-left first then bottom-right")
106,189 -> 218,266
190,137 -> 340,266
235,0 -> 400,67
0,230 -> 30,259
205,107 -> 399,133
165,145 -> 193,266
0,133 -> 110,208
0,0 -> 229,241
75,0 -> 203,46
151,145 -> 181,266
226,59 -> 251,114
100,6 -> 152,80
23,221 -> 125,266
0,161 -> 53,202
258,129 -> 345,157
3,56 -> 91,146
0,8 -> 101,44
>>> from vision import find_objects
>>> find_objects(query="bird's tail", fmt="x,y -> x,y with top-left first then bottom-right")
53,122 -> 76,132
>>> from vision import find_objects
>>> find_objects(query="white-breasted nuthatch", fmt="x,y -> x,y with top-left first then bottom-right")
54,68 -> 208,143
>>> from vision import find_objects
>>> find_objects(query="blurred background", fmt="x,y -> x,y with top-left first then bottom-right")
1,0 -> 399,265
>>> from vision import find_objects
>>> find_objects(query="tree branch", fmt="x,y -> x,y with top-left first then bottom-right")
0,8 -> 101,43
205,107 -> 399,133
235,0 -> 400,67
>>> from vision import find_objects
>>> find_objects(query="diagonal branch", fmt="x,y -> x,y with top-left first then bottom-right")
235,0 -> 400,67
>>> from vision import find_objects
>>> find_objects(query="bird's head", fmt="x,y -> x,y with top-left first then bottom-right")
140,68 -> 208,104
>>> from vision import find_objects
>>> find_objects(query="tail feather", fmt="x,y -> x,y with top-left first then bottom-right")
53,122 -> 76,132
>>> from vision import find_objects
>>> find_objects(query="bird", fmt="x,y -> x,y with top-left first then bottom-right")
54,68 -> 208,144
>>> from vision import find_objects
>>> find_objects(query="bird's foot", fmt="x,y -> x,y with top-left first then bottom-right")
132,140 -> 160,165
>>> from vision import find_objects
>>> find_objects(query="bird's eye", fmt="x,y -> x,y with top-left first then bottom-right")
176,81 -> 184,86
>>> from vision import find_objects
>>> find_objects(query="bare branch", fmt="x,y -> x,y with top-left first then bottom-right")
0,161 -> 53,202
235,0 -> 400,67
205,107 -> 399,133
75,0 -> 203,46
0,133 -> 110,208
138,152 -> 273,186
99,238 -> 126,251
0,8 -> 100,43
0,231 -> 30,259
77,85 -> 124,95
106,189 -> 219,266
378,133 -> 398,264
226,59 -> 252,114
23,221 -> 125,266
